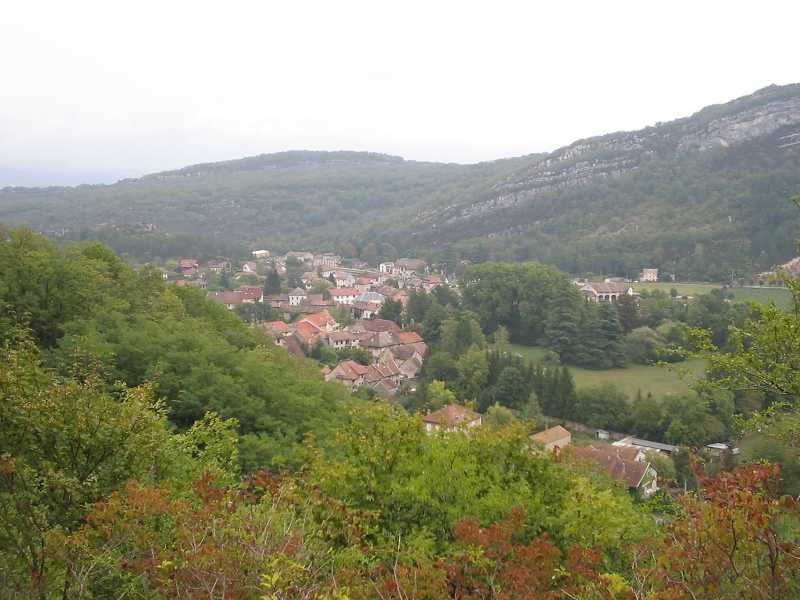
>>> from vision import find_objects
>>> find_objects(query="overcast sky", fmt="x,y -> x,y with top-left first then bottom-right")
2,0 -> 799,186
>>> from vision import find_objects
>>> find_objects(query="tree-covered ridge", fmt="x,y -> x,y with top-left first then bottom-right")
0,227 -> 362,468
2,86 -> 799,278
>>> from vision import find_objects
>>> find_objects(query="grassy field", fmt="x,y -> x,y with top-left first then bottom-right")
632,282 -> 792,309
510,343 -> 706,398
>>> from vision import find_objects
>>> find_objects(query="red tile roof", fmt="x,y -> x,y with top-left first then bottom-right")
571,444 -> 650,488
209,291 -> 244,305
358,318 -> 401,333
294,321 -> 322,344
422,404 -> 481,427
532,425 -> 571,446
264,320 -> 291,335
332,360 -> 370,381
398,331 -> 423,344
330,287 -> 359,297
300,310 -> 335,329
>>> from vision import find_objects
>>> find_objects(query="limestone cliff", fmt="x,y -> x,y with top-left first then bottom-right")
423,84 -> 800,226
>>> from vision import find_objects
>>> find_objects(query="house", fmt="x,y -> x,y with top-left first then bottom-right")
330,287 -> 359,305
580,281 -> 634,303
333,271 -> 356,288
353,318 -> 402,333
364,360 -> 402,392
264,294 -> 289,308
355,291 -> 385,305
207,259 -> 230,273
396,258 -> 427,273
285,251 -> 314,264
421,275 -> 443,291
355,276 -> 376,292
235,285 -> 263,303
396,331 -> 427,356
299,309 -> 338,333
326,360 -> 370,391
241,261 -> 258,274
613,437 -> 678,455
252,250 -> 271,259
326,331 -> 360,350
640,268 -> 658,282
422,404 -> 482,433
532,425 -> 572,452
208,291 -> 244,310
263,320 -> 292,341
379,262 -> 395,274
293,320 -> 323,347
352,301 -> 381,319
379,345 -> 424,380
571,443 -> 658,498
179,259 -> 199,278
359,330 -> 401,358
313,253 -> 341,268
705,443 -> 740,457
288,288 -> 308,306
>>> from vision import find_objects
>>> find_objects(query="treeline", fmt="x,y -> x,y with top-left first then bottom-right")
458,261 -> 748,368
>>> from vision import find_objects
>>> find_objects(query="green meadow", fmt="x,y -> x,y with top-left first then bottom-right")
632,282 -> 792,309
509,343 -> 706,399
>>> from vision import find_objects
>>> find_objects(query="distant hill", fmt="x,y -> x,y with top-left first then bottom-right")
2,85 -> 800,279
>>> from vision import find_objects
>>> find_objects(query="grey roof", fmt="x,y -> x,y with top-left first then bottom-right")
619,437 -> 679,453
356,291 -> 385,303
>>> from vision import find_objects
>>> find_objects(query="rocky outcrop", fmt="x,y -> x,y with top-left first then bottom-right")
425,84 -> 800,226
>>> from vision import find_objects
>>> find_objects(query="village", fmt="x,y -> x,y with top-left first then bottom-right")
164,250 -> 442,397
159,250 -> 755,501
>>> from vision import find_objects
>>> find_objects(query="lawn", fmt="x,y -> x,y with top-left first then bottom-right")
509,343 -> 706,399
633,282 -> 792,309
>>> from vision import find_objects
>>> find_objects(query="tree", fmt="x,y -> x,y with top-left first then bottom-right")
641,464 -> 800,599
573,384 -> 630,429
311,279 -> 332,299
543,288 -> 583,363
425,380 -> 457,410
234,301 -> 278,324
421,300 -> 448,343
494,366 -> 528,410
616,293 -> 639,333
483,403 -> 518,429
0,330 -> 172,597
378,298 -> 403,324
454,346 -> 489,402
624,326 -> 665,364
263,268 -> 282,294
439,312 -> 485,357
404,290 -> 432,325
597,301 -> 627,368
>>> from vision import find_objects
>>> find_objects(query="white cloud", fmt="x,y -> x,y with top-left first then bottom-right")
1,0 -> 798,183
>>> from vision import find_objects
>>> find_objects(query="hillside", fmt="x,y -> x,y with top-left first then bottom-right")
2,85 -> 800,278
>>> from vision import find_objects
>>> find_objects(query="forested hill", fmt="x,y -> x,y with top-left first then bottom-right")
2,84 -> 800,279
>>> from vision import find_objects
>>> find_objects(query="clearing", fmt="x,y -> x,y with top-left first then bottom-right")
510,343 -> 706,398
632,282 -> 792,309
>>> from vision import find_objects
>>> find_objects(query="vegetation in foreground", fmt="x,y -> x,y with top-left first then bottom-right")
1,227 -> 800,598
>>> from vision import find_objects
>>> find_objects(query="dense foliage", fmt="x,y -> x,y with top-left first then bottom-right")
0,227 -> 361,468
1,228 -> 800,598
